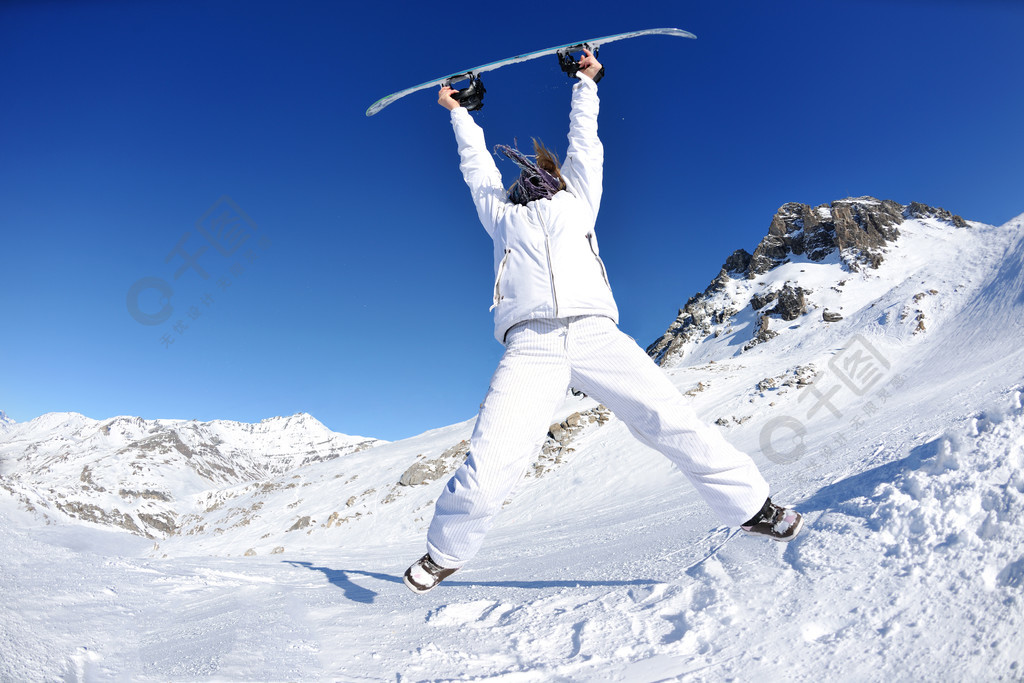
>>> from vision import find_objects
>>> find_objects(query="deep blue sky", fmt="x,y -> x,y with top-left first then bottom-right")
2,0 -> 1021,441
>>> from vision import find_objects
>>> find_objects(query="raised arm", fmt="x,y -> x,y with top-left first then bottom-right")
440,86 -> 506,237
561,48 -> 604,215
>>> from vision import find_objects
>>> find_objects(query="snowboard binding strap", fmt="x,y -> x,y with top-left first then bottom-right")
557,44 -> 604,83
444,72 -> 486,111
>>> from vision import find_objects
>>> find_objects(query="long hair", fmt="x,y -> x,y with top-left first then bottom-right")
531,138 -> 566,191
496,138 -> 567,205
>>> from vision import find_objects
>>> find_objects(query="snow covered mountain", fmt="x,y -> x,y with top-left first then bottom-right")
3,197 -> 1023,681
646,197 -> 971,367
0,412 -> 381,539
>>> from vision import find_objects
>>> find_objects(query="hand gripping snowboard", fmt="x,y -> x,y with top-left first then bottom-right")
365,27 -> 696,117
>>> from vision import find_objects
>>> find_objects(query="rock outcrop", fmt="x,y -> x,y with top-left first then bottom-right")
747,198 -> 904,275
765,283 -> 807,321
398,440 -> 470,487
822,309 -> 843,322
646,197 -> 969,366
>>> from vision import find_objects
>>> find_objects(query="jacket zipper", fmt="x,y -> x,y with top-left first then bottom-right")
490,248 -> 511,311
586,232 -> 612,290
539,213 -> 559,317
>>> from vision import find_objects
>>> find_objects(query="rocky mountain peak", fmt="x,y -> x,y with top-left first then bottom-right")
747,197 -> 902,275
646,197 -> 971,367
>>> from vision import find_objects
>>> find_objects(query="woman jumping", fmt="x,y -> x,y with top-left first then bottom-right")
404,49 -> 802,594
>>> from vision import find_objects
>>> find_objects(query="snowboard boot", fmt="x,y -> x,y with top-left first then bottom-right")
404,553 -> 458,594
740,497 -> 803,542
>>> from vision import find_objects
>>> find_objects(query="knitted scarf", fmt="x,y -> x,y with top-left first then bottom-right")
493,143 -> 564,205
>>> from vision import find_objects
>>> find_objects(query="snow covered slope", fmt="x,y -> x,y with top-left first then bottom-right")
2,199 -> 1022,681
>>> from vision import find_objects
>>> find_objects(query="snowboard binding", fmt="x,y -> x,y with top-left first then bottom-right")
557,44 -> 604,83
440,44 -> 602,113
445,72 -> 486,111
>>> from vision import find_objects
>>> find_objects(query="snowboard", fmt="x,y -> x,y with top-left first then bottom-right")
365,27 -> 697,117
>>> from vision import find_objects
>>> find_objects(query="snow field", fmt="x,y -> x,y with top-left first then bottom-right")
2,210 -> 1023,680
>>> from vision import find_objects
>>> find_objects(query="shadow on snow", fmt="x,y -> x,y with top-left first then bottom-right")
796,438 -> 941,516
285,560 -> 657,604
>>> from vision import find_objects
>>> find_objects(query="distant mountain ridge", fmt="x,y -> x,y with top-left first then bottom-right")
0,412 -> 382,538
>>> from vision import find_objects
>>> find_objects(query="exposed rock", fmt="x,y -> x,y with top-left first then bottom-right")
723,249 -> 753,274
647,294 -> 719,365
746,198 -> 904,275
750,291 -> 778,311
684,381 -> 709,397
648,198 -> 960,366
287,516 -> 311,532
767,283 -> 807,321
743,314 -> 778,351
789,365 -> 818,387
139,512 -> 177,536
271,546 -> 285,554
832,199 -> 904,269
326,510 -> 362,526
549,423 -> 567,443
118,488 -> 172,502
394,406 -> 613,492
823,310 -> 843,322
118,431 -> 194,459
714,415 -> 752,428
54,501 -> 147,537
749,198 -> 901,274
756,365 -> 818,395
397,461 -> 434,487
532,406 -> 612,478
244,548 -> 257,556
906,202 -> 968,228
398,440 -> 470,487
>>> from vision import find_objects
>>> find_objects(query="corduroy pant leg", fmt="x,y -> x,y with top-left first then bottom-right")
567,316 -> 769,526
426,319 -> 572,568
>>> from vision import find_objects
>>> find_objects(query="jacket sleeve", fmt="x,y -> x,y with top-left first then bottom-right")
561,73 -> 603,215
450,107 -> 506,238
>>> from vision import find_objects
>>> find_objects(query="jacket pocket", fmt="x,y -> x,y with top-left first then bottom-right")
585,233 -> 612,290
490,248 -> 511,311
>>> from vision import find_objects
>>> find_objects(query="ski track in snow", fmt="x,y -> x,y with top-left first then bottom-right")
3,212 -> 1024,681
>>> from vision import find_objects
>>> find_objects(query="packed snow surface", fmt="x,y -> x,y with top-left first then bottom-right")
2,211 -> 1023,681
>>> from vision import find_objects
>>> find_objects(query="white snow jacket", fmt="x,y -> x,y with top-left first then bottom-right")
450,74 -> 619,343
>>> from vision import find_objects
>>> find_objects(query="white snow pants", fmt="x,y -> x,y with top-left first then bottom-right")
426,315 -> 770,568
